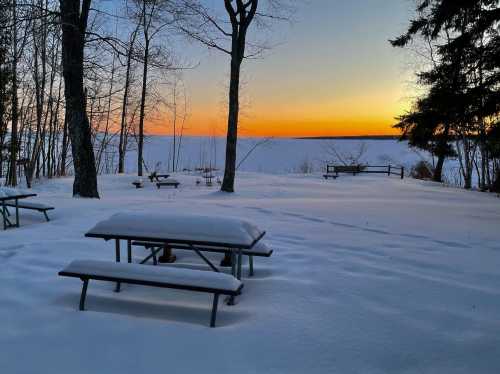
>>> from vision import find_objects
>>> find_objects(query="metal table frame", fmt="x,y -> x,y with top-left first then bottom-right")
1,194 -> 37,230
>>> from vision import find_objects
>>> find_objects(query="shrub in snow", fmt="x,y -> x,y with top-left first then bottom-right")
411,160 -> 434,180
297,158 -> 314,174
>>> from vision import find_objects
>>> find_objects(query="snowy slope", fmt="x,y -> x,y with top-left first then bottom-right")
1,173 -> 500,373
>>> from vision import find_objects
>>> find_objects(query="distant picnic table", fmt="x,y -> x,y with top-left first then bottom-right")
196,167 -> 219,186
148,172 -> 170,183
1,192 -> 37,230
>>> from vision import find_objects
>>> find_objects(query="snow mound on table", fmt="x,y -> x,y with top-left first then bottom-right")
0,187 -> 31,198
86,212 -> 265,247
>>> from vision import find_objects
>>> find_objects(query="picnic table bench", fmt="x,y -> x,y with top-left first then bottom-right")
132,180 -> 144,189
2,200 -> 54,222
132,239 -> 273,276
323,164 -> 405,180
156,179 -> 180,189
59,260 -> 243,327
323,164 -> 363,179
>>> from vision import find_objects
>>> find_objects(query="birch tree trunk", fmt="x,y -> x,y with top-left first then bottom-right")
6,0 -> 18,186
118,26 -> 138,174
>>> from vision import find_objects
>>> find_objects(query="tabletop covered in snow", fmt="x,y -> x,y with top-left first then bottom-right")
85,212 -> 266,248
0,187 -> 36,199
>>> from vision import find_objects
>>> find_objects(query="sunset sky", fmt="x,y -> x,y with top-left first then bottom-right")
151,0 -> 415,138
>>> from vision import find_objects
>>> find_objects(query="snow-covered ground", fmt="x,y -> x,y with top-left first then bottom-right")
1,172 -> 500,373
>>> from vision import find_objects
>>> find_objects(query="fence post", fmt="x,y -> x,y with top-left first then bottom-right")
388,165 -> 391,176
400,167 -> 404,179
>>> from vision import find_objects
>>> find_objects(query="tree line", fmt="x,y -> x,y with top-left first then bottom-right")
392,0 -> 500,191
0,0 -> 288,197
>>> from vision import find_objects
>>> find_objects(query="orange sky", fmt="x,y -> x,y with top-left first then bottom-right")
147,80 -> 411,138
146,0 -> 413,138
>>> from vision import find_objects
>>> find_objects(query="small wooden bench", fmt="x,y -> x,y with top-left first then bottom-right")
335,165 -> 362,175
132,240 -> 273,276
59,260 -> 243,327
156,179 -> 180,189
323,165 -> 338,179
3,201 -> 54,221
132,181 -> 144,189
324,164 -> 363,179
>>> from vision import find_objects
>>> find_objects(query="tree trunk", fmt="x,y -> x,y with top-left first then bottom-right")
432,123 -> 451,183
221,56 -> 241,192
137,6 -> 150,178
220,0 -> 256,192
6,0 -> 18,187
433,153 -> 445,182
60,115 -> 69,175
118,28 -> 138,174
59,0 -> 99,198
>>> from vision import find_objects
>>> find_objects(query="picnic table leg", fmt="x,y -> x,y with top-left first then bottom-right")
210,293 -> 220,328
158,244 -> 176,263
15,198 -> 20,227
138,246 -> 161,265
227,249 -> 243,306
236,249 -> 243,280
1,201 -> 6,230
79,279 -> 89,311
127,240 -> 132,263
226,251 -> 237,305
115,239 -> 121,293
230,251 -> 236,277
220,252 -> 232,267
151,247 -> 158,265
249,255 -> 254,277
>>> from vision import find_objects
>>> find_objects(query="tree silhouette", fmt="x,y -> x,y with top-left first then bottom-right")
59,0 -> 99,197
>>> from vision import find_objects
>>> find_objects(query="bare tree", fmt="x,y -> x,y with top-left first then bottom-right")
59,0 -> 99,197
132,0 -> 176,176
176,0 -> 290,192
322,141 -> 368,166
118,23 -> 139,174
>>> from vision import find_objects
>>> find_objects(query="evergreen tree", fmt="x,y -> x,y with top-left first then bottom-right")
392,0 -> 500,188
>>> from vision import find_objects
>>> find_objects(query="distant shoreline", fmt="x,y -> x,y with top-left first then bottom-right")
294,135 -> 399,140
132,134 -> 402,140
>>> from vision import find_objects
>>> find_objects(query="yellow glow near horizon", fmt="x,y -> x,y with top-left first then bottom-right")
145,87 -> 411,138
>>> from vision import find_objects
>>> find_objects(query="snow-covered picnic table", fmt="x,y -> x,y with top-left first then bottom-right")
0,188 -> 37,230
85,212 -> 266,284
